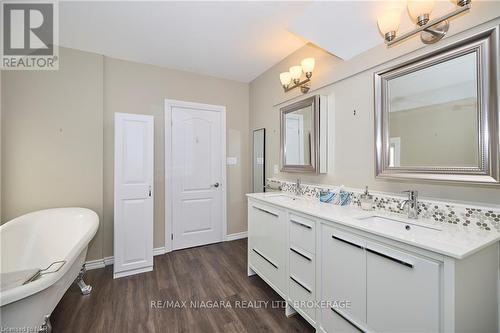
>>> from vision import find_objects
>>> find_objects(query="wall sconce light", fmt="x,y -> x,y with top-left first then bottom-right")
280,57 -> 315,94
378,0 -> 471,46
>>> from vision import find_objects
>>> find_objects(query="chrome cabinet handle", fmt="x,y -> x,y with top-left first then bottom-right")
290,247 -> 312,261
290,219 -> 312,229
212,182 -> 220,188
332,235 -> 364,250
252,206 -> 278,217
366,248 -> 413,268
290,275 -> 312,294
331,308 -> 365,332
252,248 -> 278,269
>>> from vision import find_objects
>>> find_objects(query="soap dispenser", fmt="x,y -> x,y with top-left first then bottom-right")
359,186 -> 374,211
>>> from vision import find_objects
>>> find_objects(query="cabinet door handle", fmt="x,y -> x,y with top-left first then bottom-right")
290,275 -> 312,294
366,248 -> 413,268
290,219 -> 312,229
252,249 -> 278,269
253,206 -> 278,217
290,247 -> 312,261
331,308 -> 365,333
332,235 -> 364,250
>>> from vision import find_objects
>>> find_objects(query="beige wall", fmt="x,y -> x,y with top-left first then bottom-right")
1,47 -> 249,260
1,48 -> 105,260
250,5 -> 500,206
103,57 -> 249,257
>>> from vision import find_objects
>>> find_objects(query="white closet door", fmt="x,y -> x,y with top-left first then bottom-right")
114,113 -> 154,279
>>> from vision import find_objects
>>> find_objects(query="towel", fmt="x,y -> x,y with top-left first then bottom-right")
338,191 -> 353,206
264,182 -> 282,192
320,191 -> 335,203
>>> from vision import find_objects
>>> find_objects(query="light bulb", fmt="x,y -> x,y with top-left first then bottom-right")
279,72 -> 291,88
289,66 -> 303,82
301,58 -> 315,78
408,0 -> 435,25
377,9 -> 401,42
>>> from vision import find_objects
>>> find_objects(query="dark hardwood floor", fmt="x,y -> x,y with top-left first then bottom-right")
51,239 -> 314,333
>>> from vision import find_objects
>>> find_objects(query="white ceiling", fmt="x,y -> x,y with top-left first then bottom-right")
59,1 -> 460,83
59,1 -> 310,83
288,1 -> 456,60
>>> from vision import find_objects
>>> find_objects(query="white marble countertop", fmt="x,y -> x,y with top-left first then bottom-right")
247,192 -> 500,259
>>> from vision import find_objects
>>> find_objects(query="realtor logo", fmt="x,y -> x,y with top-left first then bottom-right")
1,1 -> 58,70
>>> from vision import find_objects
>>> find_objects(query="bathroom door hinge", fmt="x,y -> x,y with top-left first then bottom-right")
171,233 -> 173,240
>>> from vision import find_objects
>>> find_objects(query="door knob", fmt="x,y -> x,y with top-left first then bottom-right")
212,182 -> 220,188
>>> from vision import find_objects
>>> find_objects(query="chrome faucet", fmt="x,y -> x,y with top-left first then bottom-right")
399,190 -> 419,219
295,178 -> 302,196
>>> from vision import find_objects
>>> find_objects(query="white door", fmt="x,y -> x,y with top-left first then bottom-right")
114,113 -> 154,279
167,101 -> 225,250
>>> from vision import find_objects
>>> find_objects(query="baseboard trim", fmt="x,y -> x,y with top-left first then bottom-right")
153,246 -> 167,256
113,266 -> 153,279
84,258 -> 106,270
225,231 -> 248,241
103,256 -> 114,266
85,247 -> 166,270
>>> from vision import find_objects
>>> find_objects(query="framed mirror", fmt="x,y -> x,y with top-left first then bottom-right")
252,128 -> 265,192
375,28 -> 499,184
280,95 -> 327,173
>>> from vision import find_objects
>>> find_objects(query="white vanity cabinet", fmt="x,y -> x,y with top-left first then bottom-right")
320,224 -> 441,332
247,196 -> 499,333
247,201 -> 287,296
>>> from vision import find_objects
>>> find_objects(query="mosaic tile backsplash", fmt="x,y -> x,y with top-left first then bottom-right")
266,178 -> 500,233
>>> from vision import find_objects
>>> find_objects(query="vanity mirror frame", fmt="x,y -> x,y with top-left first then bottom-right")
374,27 -> 499,185
280,95 -> 321,173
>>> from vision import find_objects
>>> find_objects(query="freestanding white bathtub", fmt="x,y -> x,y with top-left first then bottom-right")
0,208 -> 99,331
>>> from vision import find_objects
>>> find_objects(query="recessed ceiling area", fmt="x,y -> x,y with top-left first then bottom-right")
288,1 -> 456,60
59,1 -> 310,83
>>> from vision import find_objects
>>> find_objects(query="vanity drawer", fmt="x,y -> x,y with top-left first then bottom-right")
249,203 -> 284,264
289,246 -> 315,289
289,246 -> 316,321
249,246 -> 285,295
289,214 -> 315,253
289,274 -> 316,321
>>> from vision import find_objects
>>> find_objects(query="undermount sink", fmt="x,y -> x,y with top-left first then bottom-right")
265,194 -> 300,203
356,215 -> 442,236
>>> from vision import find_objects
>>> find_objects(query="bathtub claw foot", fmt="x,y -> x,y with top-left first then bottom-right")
39,314 -> 52,333
74,266 -> 92,295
